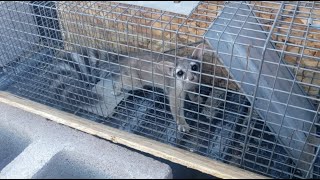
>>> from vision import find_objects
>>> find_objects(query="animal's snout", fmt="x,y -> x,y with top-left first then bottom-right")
187,73 -> 199,82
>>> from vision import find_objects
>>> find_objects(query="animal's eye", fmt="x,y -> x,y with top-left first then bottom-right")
177,70 -> 184,76
191,64 -> 198,71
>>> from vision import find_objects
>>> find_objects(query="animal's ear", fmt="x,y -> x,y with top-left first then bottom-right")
192,43 -> 206,60
156,61 -> 175,76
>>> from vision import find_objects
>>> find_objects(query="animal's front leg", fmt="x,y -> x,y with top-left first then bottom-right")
169,90 -> 190,133
112,82 -> 123,96
187,86 -> 204,104
188,91 -> 200,102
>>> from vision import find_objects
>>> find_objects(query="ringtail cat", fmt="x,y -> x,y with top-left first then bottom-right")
46,44 -> 205,132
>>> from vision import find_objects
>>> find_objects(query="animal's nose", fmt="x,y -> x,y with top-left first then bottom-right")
189,75 -> 194,81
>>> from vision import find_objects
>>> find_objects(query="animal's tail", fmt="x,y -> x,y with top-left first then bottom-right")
45,46 -> 120,107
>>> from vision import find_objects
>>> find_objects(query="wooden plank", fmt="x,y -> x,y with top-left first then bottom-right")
0,91 -> 269,179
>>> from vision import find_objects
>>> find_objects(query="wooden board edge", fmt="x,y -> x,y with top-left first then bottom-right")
0,91 -> 270,179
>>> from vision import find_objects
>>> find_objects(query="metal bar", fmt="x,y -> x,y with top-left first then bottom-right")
306,144 -> 320,178
204,1 -> 318,177
2,1 -> 320,179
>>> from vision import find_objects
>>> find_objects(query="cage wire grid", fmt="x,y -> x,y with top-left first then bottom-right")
0,1 -> 319,179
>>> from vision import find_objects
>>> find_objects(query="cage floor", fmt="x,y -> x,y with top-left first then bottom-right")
0,48 -> 318,179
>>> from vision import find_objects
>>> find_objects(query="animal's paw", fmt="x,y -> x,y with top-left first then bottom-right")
178,123 -> 190,133
112,84 -> 123,96
111,90 -> 122,96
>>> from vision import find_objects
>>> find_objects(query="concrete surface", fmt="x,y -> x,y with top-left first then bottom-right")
0,102 -> 172,179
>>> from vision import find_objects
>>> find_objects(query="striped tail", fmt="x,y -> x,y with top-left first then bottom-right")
46,47 -> 119,107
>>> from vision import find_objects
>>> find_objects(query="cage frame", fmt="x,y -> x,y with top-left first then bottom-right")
0,1 -> 320,179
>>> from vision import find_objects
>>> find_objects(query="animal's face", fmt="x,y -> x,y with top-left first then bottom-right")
158,43 -> 206,90
175,58 -> 200,83
174,57 -> 201,90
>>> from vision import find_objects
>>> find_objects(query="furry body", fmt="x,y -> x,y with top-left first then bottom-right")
46,45 -> 205,132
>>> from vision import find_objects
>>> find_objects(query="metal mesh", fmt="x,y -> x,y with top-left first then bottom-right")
0,1 -> 319,179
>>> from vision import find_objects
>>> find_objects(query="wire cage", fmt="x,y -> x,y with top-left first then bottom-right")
0,1 -> 319,179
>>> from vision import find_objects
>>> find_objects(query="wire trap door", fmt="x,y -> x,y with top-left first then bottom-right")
205,1 -> 319,178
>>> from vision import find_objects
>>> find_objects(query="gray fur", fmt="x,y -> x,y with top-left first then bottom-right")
47,44 -> 206,132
